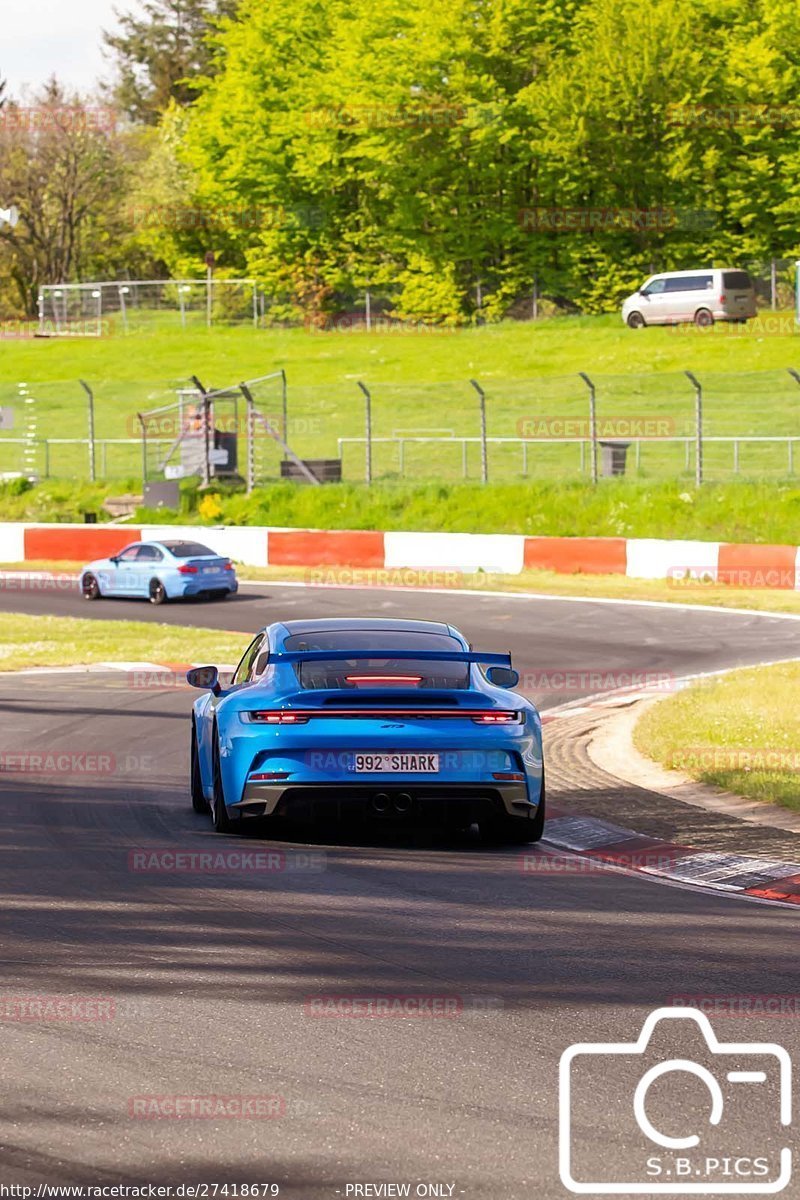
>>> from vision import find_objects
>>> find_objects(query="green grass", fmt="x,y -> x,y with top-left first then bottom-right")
0,611 -> 249,671
2,312 -> 800,483
2,477 -> 799,544
634,662 -> 800,811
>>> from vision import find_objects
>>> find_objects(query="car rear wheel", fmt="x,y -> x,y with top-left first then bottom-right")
627,312 -> 645,329
487,779 -> 546,844
149,578 -> 167,605
694,308 -> 714,328
190,726 -> 208,814
82,573 -> 101,601
211,731 -> 235,834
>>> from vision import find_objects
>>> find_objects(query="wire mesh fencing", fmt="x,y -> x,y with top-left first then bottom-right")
1,366 -> 798,487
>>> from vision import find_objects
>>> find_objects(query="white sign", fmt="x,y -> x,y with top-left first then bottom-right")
164,464 -> 187,480
209,448 -> 229,466
0,408 -> 14,431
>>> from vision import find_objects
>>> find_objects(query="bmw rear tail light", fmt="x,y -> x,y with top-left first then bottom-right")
248,711 -> 310,724
221,560 -> 233,571
472,711 -> 519,724
178,564 -> 198,575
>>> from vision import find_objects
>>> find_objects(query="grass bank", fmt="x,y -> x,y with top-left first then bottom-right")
0,612 -> 248,671
1,478 -> 799,543
2,313 -> 800,484
633,661 -> 800,811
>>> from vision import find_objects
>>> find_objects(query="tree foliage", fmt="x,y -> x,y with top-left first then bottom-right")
103,0 -> 235,124
0,81 -> 131,314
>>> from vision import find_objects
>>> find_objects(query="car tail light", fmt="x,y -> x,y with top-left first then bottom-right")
248,711 -> 310,724
493,771 -> 525,781
221,560 -> 233,571
472,711 -> 519,724
178,564 -> 198,575
345,674 -> 422,685
719,294 -> 726,302
248,770 -> 291,781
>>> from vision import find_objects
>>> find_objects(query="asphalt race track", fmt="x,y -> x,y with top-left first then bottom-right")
1,580 -> 799,1196
4,576 -> 800,706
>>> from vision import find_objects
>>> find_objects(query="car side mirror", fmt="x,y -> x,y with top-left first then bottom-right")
186,665 -> 220,694
486,665 -> 519,688
109,555 -> 119,564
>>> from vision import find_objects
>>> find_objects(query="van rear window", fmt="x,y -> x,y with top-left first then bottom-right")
722,271 -> 752,290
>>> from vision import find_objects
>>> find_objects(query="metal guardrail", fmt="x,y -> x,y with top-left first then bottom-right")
337,435 -> 800,478
0,437 -> 172,479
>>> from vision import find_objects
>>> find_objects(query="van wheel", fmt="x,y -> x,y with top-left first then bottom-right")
694,308 -> 714,328
627,312 -> 645,329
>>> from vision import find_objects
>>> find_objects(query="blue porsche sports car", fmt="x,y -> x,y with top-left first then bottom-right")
187,618 -> 545,843
80,539 -> 238,604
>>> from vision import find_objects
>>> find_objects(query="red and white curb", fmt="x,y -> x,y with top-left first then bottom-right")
1,521 -> 799,588
539,812 -> 800,906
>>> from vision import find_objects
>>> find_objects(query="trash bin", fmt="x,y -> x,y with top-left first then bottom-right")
599,440 -> 631,477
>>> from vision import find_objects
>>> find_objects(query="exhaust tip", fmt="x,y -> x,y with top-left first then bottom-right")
394,792 -> 413,814
372,792 -> 391,813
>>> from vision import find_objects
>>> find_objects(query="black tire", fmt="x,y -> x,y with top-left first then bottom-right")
82,573 -> 101,601
627,311 -> 645,329
190,725 -> 208,813
694,308 -> 714,328
487,778 -> 546,845
149,578 -> 167,605
211,730 -> 235,834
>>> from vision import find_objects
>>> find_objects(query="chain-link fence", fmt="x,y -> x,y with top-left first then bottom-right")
38,280 -> 262,335
1,366 -> 798,487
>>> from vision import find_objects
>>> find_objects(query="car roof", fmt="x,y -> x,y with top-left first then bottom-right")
277,618 -> 455,636
647,268 -> 721,278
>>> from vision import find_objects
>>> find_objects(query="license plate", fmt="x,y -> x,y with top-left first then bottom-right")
354,752 -> 439,773
202,566 -> 220,574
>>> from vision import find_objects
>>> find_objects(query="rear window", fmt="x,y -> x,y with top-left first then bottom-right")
722,271 -> 753,290
161,541 -> 216,558
664,274 -> 713,292
283,630 -> 469,690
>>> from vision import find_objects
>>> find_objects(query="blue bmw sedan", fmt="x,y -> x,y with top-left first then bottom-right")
80,539 -> 238,604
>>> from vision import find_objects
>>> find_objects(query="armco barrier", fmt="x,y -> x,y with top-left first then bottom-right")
0,523 -> 798,588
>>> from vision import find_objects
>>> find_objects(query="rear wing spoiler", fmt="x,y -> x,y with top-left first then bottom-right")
270,649 -> 512,666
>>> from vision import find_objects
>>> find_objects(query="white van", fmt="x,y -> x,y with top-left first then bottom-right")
621,268 -> 756,328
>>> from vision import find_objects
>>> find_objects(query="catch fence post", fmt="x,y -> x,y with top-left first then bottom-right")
470,379 -> 488,483
578,372 -> 598,484
685,370 -> 703,487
